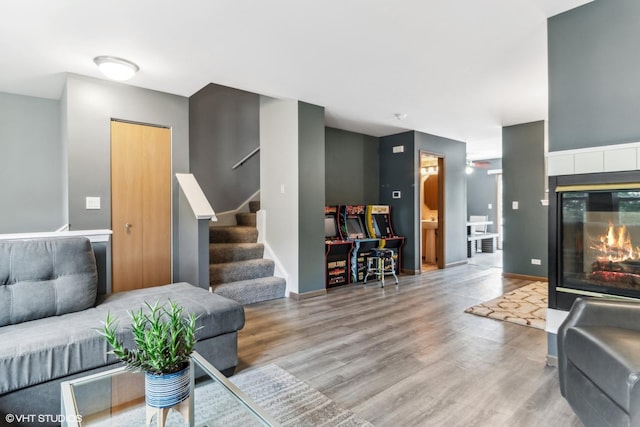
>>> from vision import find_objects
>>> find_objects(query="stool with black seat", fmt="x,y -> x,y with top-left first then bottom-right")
363,248 -> 398,287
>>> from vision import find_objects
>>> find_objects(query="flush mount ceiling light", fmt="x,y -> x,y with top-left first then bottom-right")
93,56 -> 139,81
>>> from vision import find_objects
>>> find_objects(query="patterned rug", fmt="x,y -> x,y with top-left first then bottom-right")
229,364 -> 373,427
464,282 -> 548,329
85,364 -> 372,427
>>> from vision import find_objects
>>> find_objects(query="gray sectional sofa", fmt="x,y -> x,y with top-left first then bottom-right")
0,236 -> 245,426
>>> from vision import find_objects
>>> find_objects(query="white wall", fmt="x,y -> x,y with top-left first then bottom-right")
259,97 -> 299,294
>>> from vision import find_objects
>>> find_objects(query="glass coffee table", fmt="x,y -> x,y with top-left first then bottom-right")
61,352 -> 279,427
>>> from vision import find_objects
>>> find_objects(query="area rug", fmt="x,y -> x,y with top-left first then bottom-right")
86,364 -> 372,427
227,364 -> 373,427
464,282 -> 548,329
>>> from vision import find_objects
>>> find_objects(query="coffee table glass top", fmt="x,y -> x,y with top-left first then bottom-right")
61,352 -> 279,427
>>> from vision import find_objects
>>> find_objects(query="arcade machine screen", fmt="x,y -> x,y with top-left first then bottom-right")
373,215 -> 392,237
324,215 -> 339,239
346,216 -> 366,239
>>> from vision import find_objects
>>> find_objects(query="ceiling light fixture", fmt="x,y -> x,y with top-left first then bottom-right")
466,161 -> 474,175
394,113 -> 407,121
93,56 -> 139,81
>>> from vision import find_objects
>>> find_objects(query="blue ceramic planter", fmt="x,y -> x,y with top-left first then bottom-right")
144,365 -> 191,408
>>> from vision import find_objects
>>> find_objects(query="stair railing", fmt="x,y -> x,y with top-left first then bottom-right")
176,173 -> 216,290
231,146 -> 260,169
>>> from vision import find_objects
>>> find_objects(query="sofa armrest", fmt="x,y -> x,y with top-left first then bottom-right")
558,297 -> 640,395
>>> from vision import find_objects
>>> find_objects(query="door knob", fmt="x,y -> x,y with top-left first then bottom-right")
125,223 -> 132,231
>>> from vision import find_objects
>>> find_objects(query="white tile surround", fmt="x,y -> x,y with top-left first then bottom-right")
547,141 -> 640,176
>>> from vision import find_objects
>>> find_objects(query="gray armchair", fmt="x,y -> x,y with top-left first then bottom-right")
558,297 -> 640,427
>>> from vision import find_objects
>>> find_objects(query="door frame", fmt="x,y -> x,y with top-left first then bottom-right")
110,118 -> 174,289
418,151 -> 445,270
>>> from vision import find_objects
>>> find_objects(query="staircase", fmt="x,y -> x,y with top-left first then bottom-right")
209,201 -> 286,305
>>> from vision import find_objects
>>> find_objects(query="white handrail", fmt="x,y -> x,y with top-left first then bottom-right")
175,173 -> 216,220
232,146 -> 260,170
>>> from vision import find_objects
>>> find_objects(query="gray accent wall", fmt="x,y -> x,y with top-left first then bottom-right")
298,102 -> 326,294
379,131 -> 466,272
0,92 -> 64,233
379,132 -> 416,271
189,83 -> 260,213
62,74 -> 189,277
467,158 -> 501,234
502,121 -> 547,277
325,127 -> 379,205
548,0 -> 640,151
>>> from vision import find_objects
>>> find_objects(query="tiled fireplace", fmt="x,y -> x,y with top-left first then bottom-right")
546,143 -> 640,364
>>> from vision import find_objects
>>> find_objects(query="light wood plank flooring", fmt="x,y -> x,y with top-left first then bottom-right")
236,261 -> 582,427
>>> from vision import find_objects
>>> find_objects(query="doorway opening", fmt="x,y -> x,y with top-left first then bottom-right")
420,152 -> 445,271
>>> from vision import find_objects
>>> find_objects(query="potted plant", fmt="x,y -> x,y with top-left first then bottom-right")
99,300 -> 200,410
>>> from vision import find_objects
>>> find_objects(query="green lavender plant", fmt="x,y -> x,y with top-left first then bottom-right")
99,300 -> 200,375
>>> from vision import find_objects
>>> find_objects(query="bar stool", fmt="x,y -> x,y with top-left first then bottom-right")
364,248 -> 398,287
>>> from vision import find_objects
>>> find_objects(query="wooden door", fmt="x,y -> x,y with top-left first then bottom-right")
111,121 -> 171,292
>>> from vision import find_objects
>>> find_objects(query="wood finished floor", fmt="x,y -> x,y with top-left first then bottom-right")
236,261 -> 582,427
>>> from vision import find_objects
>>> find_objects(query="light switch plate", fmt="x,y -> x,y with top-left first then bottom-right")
512,201 -> 519,210
86,197 -> 101,210
392,191 -> 401,199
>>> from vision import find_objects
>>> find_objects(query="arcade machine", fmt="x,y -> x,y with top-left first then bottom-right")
324,206 -> 353,288
338,205 -> 380,282
365,205 -> 404,274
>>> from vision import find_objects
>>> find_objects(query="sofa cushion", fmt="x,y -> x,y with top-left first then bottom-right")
0,237 -> 97,326
0,282 -> 244,394
565,325 -> 640,412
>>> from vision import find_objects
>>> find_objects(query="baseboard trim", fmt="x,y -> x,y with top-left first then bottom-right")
446,260 -> 468,268
401,269 -> 420,275
546,355 -> 558,367
289,289 -> 327,300
502,272 -> 548,282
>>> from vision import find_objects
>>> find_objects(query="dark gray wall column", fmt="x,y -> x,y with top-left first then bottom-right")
379,132 -> 417,272
502,121 -> 547,277
548,0 -> 640,151
189,83 -> 260,213
0,92 -> 64,233
298,102 -> 325,294
325,127 -> 379,205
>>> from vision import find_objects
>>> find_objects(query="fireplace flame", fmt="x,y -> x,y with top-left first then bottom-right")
591,221 -> 638,262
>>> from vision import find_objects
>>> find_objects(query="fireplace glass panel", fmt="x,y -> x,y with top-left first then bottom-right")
561,189 -> 640,296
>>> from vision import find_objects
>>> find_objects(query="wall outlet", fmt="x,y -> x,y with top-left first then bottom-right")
86,197 -> 101,210
531,258 -> 541,265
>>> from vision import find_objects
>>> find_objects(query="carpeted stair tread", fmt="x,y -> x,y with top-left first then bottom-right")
209,225 -> 258,243
235,212 -> 257,227
212,276 -> 286,305
210,243 -> 264,263
210,258 -> 275,286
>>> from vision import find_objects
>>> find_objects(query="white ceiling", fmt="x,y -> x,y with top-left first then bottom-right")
0,0 -> 592,160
